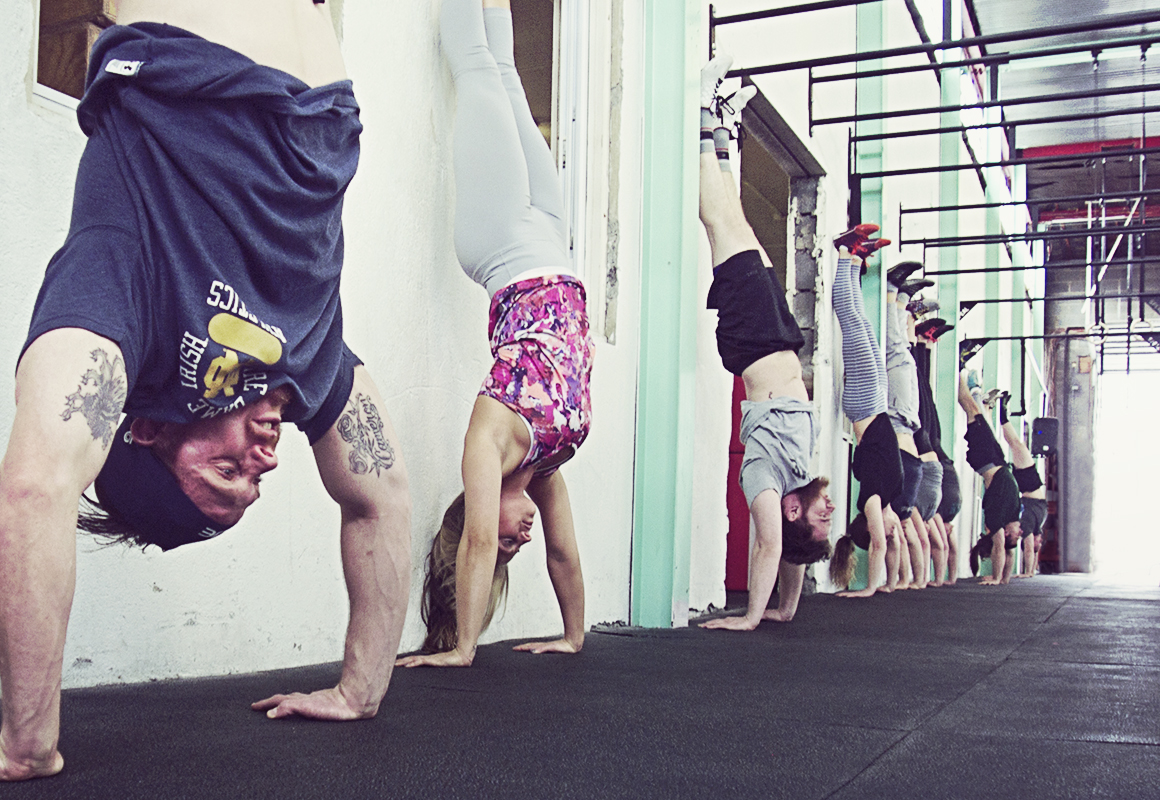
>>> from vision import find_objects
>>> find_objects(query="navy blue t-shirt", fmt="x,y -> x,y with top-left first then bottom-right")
24,23 -> 361,443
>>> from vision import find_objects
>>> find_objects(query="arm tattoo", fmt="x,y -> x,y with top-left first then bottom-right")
61,349 -> 127,449
336,393 -> 396,476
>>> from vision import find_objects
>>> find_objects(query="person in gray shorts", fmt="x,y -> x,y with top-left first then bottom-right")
696,55 -> 833,631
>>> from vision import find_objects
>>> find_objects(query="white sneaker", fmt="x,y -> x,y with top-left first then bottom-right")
701,53 -> 733,109
719,85 -> 757,137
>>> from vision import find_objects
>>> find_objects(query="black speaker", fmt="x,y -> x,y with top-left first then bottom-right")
1031,417 -> 1058,456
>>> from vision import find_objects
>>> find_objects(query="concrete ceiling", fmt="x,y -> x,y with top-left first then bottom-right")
967,1 -> 1160,366
968,0 -> 1160,203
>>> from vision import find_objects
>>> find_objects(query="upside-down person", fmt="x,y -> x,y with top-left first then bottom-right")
694,55 -> 833,631
1,0 -> 412,782
397,0 -> 593,667
827,225 -> 906,598
956,375 -> 1023,584
998,393 -> 1047,578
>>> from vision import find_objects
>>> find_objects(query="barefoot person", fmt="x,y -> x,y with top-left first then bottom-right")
396,0 -> 592,667
0,0 -> 413,781
828,225 -> 905,598
694,56 -> 833,631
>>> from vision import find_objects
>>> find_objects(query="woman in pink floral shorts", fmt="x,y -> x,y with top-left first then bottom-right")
396,0 -> 593,669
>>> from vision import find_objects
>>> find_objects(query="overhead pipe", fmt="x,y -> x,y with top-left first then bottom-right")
855,143 -> 1160,181
927,255 -> 1160,276
818,81 -> 1160,127
904,222 -> 1160,249
900,189 -> 1160,216
710,0 -> 881,26
851,104 -> 1160,143
959,291 -> 1160,306
811,33 -> 1160,84
720,8 -> 1160,77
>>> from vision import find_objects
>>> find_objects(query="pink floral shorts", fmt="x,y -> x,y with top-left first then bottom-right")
481,275 -> 594,475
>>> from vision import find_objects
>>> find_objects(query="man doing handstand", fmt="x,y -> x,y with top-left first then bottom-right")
0,0 -> 412,781
696,56 -> 833,630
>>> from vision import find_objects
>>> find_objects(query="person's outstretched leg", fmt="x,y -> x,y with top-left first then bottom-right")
957,371 -> 985,419
710,85 -> 759,239
832,235 -> 887,425
482,2 -> 567,242
999,397 -> 1035,470
698,59 -> 760,267
442,0 -> 533,275
443,0 -> 568,293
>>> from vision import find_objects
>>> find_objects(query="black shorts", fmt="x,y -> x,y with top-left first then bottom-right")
964,415 -> 1006,475
706,250 -> 805,376
1013,465 -> 1043,493
914,428 -> 933,456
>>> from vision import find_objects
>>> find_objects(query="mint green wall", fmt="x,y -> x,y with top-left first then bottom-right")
630,0 -> 700,627
855,1 -> 886,335
934,2 -> 962,464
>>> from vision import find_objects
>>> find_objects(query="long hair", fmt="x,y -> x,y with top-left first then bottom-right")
828,513 -> 868,588
781,477 -> 833,565
420,492 -> 510,653
77,494 -> 151,550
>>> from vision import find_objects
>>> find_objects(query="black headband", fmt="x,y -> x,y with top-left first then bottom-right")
94,418 -> 235,551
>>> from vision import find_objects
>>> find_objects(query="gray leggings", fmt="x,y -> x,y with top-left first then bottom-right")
885,298 -> 920,434
442,1 -> 570,297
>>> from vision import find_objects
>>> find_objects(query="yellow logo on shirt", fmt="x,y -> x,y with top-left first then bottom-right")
202,313 -> 284,400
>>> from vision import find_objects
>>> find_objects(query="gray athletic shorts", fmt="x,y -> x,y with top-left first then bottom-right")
739,397 -> 817,506
913,460 -> 944,521
1020,496 -> 1048,538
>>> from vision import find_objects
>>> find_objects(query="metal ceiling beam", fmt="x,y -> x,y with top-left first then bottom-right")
721,8 -> 1160,77
961,292 -> 1160,305
928,255 -> 1160,276
813,32 -> 1160,85
856,143 -> 1160,181
905,222 -> 1160,248
852,104 -> 1160,143
964,331 -> 1146,341
710,0 -> 880,26
818,81 -> 1160,127
900,190 -> 1160,215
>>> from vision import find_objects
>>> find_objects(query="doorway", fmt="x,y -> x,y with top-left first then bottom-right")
1092,371 -> 1160,584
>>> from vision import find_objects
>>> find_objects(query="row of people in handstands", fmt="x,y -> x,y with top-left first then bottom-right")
649,56 -> 1050,631
0,3 -> 1047,779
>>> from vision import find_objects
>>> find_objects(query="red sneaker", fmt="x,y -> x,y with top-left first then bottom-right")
852,236 -> 891,260
833,223 -> 879,252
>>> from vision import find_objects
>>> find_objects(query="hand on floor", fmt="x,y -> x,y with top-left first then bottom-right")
513,638 -> 581,655
395,649 -> 473,668
252,686 -> 375,721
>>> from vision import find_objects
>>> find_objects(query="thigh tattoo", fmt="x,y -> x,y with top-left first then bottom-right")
336,393 -> 396,476
61,348 -> 127,449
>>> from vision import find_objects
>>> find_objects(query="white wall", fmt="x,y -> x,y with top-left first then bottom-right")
0,0 -> 1012,689
0,0 -> 645,689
